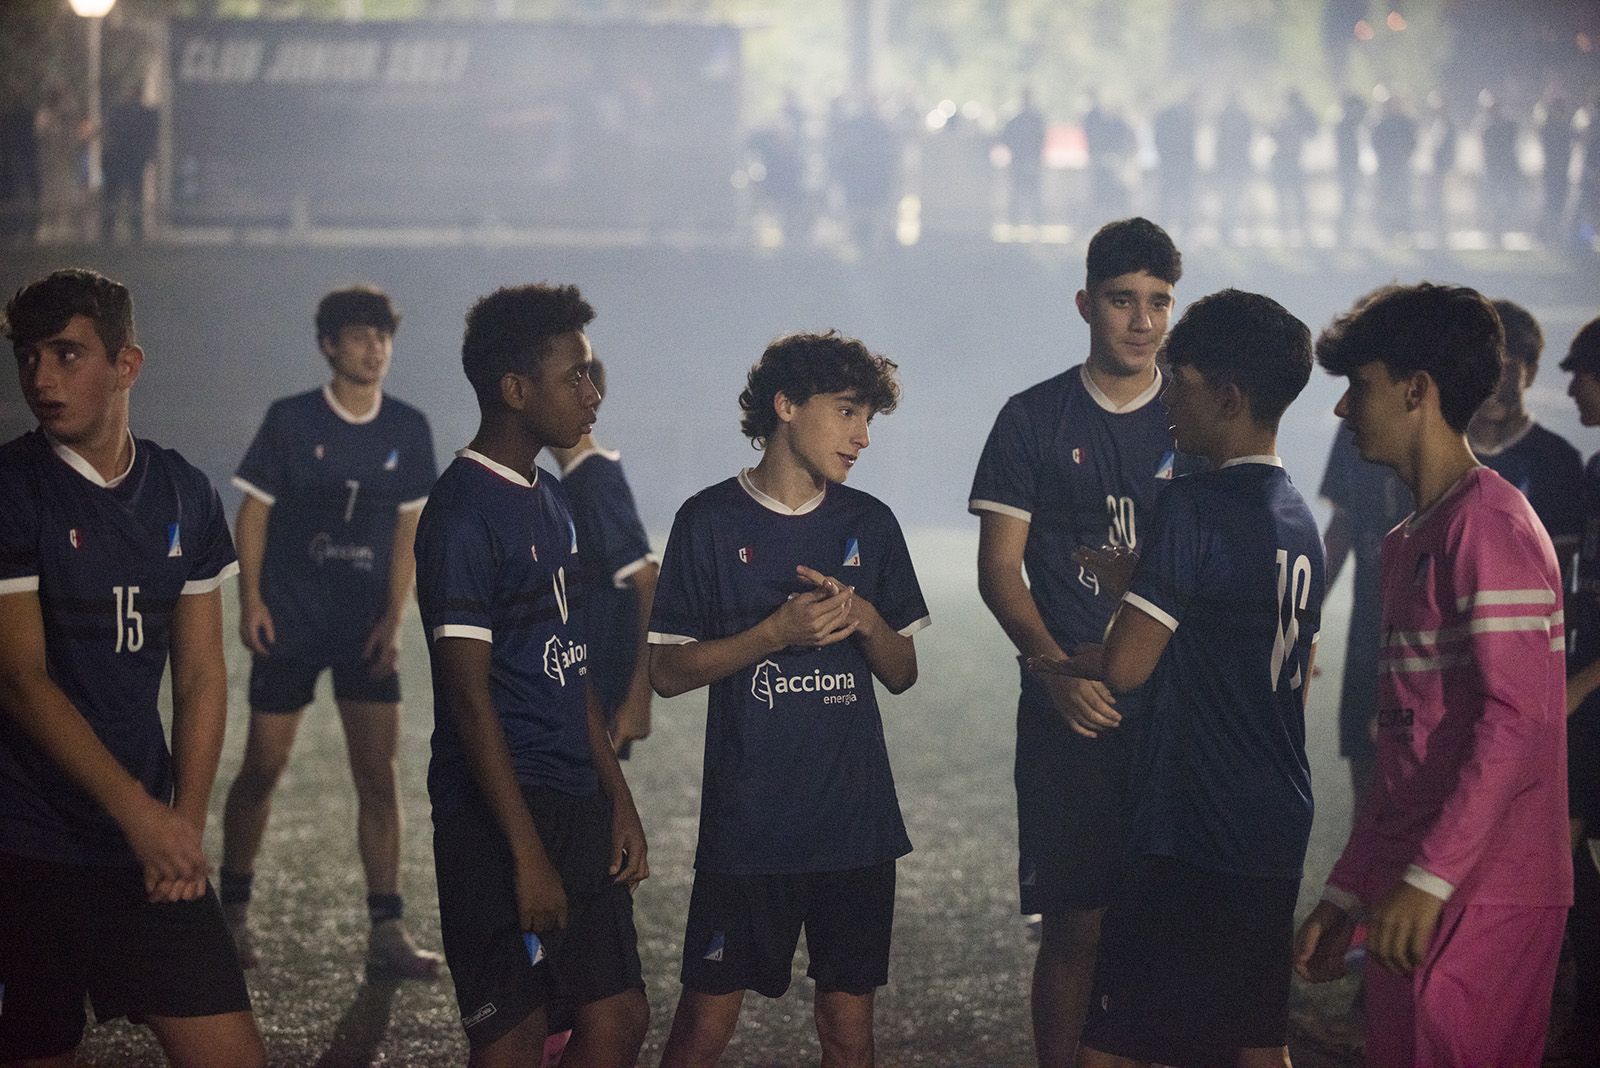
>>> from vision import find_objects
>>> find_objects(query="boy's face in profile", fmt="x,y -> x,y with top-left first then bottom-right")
1160,362 -> 1223,457
1334,359 -> 1411,466
779,389 -> 872,485
1569,369 -> 1600,427
519,329 -> 600,450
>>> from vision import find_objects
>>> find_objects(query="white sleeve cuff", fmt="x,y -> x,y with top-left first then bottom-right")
231,476 -> 276,506
1402,864 -> 1455,902
181,560 -> 240,595
611,555 -> 656,589
1122,592 -> 1179,633
433,624 -> 492,644
398,495 -> 429,513
898,615 -> 932,637
0,575 -> 40,596
647,631 -> 696,645
1321,883 -> 1362,914
968,499 -> 1032,523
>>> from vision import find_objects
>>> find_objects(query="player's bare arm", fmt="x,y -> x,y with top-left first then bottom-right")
649,582 -> 855,698
611,560 -> 659,750
1030,603 -> 1171,738
583,682 -> 648,888
433,635 -> 567,933
0,590 -> 207,900
1293,898 -> 1358,983
1569,658 -> 1600,717
796,564 -> 917,693
235,493 -> 275,655
165,587 -> 230,903
362,504 -> 421,677
977,510 -> 1119,729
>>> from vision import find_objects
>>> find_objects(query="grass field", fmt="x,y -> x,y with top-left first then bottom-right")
78,529 -> 1367,1067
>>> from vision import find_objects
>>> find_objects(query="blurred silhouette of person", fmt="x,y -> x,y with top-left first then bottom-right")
101,88 -> 158,241
920,110 -> 992,241
1538,93 -> 1576,242
1333,93 -> 1367,238
747,108 -> 810,245
1152,92 -> 1198,232
0,94 -> 39,239
1212,96 -> 1254,238
1001,88 -> 1046,226
1480,101 -> 1522,236
1576,95 -> 1600,247
1369,98 -> 1418,238
1271,90 -> 1318,240
1420,94 -> 1458,241
1082,93 -> 1133,223
33,91 -> 80,240
830,94 -> 900,251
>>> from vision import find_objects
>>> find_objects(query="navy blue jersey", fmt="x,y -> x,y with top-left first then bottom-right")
648,472 -> 929,875
969,367 -> 1184,701
1572,452 -> 1600,672
233,387 -> 437,659
1122,458 -> 1324,879
416,451 -> 596,818
1477,421 -> 1583,559
0,430 -> 237,865
553,448 -> 654,712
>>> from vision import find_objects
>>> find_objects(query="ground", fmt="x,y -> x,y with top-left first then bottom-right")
73,529 -> 1569,1066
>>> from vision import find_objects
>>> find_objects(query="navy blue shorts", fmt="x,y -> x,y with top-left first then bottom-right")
248,651 -> 400,712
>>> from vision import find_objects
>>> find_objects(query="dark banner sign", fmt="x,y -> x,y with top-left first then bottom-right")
168,18 -> 741,228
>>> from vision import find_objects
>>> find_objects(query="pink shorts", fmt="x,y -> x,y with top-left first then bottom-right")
1364,901 -> 1564,1068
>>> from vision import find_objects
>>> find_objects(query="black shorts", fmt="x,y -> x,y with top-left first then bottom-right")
0,852 -> 251,1061
679,860 -> 896,998
1571,689 -> 1600,827
1082,854 -> 1299,1064
1015,693 -> 1136,914
248,651 -> 400,712
433,787 -> 643,1050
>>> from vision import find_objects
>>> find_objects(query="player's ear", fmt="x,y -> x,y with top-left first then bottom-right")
1405,370 -> 1431,412
1074,289 -> 1091,323
499,370 -> 527,411
773,390 -> 796,424
116,345 -> 144,390
1219,381 -> 1245,420
318,335 -> 337,361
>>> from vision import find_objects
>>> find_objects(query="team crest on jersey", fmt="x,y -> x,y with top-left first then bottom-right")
568,518 -> 579,555
843,537 -> 861,567
702,931 -> 726,962
1155,450 -> 1175,480
68,528 -> 82,549
383,448 -> 399,471
738,546 -> 754,564
1072,447 -> 1084,465
167,523 -> 183,558
314,444 -> 325,461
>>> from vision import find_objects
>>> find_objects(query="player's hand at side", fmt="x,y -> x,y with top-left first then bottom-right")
1293,899 -> 1357,982
362,610 -> 402,679
764,572 -> 857,649
511,847 -> 568,936
609,794 -> 650,890
611,693 -> 652,751
1026,646 -> 1120,738
239,598 -> 276,656
1073,545 -> 1139,600
1367,880 -> 1444,976
121,796 -> 209,903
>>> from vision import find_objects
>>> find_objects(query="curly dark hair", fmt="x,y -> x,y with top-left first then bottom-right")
316,285 -> 401,345
738,331 -> 900,448
1316,283 -> 1504,433
1085,217 -> 1182,291
461,283 -> 595,407
1160,289 -> 1312,428
4,268 -> 134,360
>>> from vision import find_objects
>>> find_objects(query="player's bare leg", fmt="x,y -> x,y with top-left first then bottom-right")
468,1006 -> 548,1068
562,988 -> 648,1068
1035,907 -> 1102,1068
146,1010 -> 266,1068
659,988 -> 744,1068
219,708 -> 308,966
6,1051 -> 75,1068
337,698 -> 440,980
815,989 -> 875,1068
1076,1048 -> 1140,1068
1237,1045 -> 1292,1068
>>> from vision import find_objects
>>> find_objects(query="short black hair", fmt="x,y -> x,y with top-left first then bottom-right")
1560,317 -> 1600,376
461,283 -> 595,407
1489,299 -> 1543,368
4,268 -> 135,360
738,331 -> 899,448
1316,282 -> 1503,433
316,285 -> 400,345
1085,217 -> 1182,291
1161,289 -> 1312,428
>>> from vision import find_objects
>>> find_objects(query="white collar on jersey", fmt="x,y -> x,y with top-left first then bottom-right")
458,447 -> 538,488
738,467 -> 824,515
1219,454 -> 1284,470
45,428 -> 137,489
1080,365 -> 1164,414
1470,417 -> 1536,458
559,445 -> 621,477
322,384 -> 383,426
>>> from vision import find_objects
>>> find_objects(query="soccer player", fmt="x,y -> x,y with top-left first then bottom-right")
0,269 -> 265,1067
968,216 -> 1182,1066
1467,298 -> 1583,580
219,285 -> 441,978
1035,288 -> 1323,1067
1561,315 -> 1600,1059
416,284 -> 648,1067
650,331 -> 929,1068
1295,284 -> 1571,1067
545,356 -> 658,759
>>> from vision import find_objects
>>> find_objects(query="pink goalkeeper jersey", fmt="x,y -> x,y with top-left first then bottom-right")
1326,467 -> 1571,911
